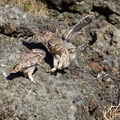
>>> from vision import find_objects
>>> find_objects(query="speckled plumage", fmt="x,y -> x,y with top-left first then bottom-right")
45,15 -> 93,72
11,49 -> 46,83
35,15 -> 94,72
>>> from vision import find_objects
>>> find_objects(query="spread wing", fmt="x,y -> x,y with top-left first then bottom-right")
65,15 -> 94,42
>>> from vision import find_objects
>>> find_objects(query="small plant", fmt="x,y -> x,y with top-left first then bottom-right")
3,0 -> 49,18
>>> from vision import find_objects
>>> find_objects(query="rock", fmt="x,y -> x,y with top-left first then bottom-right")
74,104 -> 91,120
91,21 -> 120,57
47,24 -> 56,33
44,0 -> 77,11
103,65 -> 111,72
92,0 -> 120,29
57,13 -> 64,21
109,14 -> 120,29
0,1 -> 63,38
45,0 -> 92,13
19,114 -> 28,120
0,1 -> 120,120
93,0 -> 120,16
44,0 -> 62,10
86,98 -> 99,113
46,0 -> 120,28
3,21 -> 16,35
84,98 -> 105,119
90,62 -> 102,73
94,108 -> 104,120
69,0 -> 92,14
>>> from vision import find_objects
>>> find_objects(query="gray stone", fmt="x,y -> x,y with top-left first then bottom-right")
0,1 -> 120,120
109,14 -> 120,29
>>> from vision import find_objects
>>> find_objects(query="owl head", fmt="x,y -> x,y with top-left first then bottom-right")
47,33 -> 64,54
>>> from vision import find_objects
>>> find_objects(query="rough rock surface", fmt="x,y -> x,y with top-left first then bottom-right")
46,0 -> 120,27
0,1 -> 120,120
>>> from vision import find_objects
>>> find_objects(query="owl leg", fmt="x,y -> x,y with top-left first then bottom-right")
28,72 -> 36,84
74,58 -> 79,67
48,67 -> 57,73
57,55 -> 64,70
57,61 -> 63,70
23,66 -> 36,84
48,58 -> 58,72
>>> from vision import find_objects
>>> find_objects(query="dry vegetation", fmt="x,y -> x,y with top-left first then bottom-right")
104,104 -> 120,120
3,0 -> 49,18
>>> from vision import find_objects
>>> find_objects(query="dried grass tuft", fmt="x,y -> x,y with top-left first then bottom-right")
104,104 -> 120,120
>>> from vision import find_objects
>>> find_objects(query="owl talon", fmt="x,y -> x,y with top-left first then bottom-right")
31,80 -> 36,84
47,67 -> 57,73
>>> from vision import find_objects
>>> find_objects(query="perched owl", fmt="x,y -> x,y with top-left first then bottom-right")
47,33 -> 71,72
11,49 -> 46,84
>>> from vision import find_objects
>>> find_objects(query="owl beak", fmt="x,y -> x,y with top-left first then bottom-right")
48,42 -> 51,48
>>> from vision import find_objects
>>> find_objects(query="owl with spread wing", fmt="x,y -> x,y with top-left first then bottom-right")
37,15 -> 94,72
11,15 -> 94,83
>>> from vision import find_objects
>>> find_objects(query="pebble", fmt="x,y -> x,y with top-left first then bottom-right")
90,62 -> 102,73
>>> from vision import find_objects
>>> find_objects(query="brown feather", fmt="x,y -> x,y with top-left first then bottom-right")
11,49 -> 46,73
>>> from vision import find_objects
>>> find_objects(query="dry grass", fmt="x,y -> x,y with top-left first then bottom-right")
3,0 -> 49,18
104,104 -> 120,120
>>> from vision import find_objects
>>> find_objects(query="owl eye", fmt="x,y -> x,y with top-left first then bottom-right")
55,44 -> 59,48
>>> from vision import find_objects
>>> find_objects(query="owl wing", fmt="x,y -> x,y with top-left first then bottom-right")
11,50 -> 45,73
65,15 -> 95,42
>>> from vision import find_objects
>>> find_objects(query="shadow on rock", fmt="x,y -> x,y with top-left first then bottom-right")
22,41 -> 53,68
21,41 -> 66,75
7,68 -> 38,81
6,72 -> 24,80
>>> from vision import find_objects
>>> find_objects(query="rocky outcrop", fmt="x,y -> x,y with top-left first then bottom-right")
44,0 -> 92,13
0,1 -> 66,38
46,0 -> 120,28
92,0 -> 120,28
0,1 -> 120,120
44,0 -> 77,11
